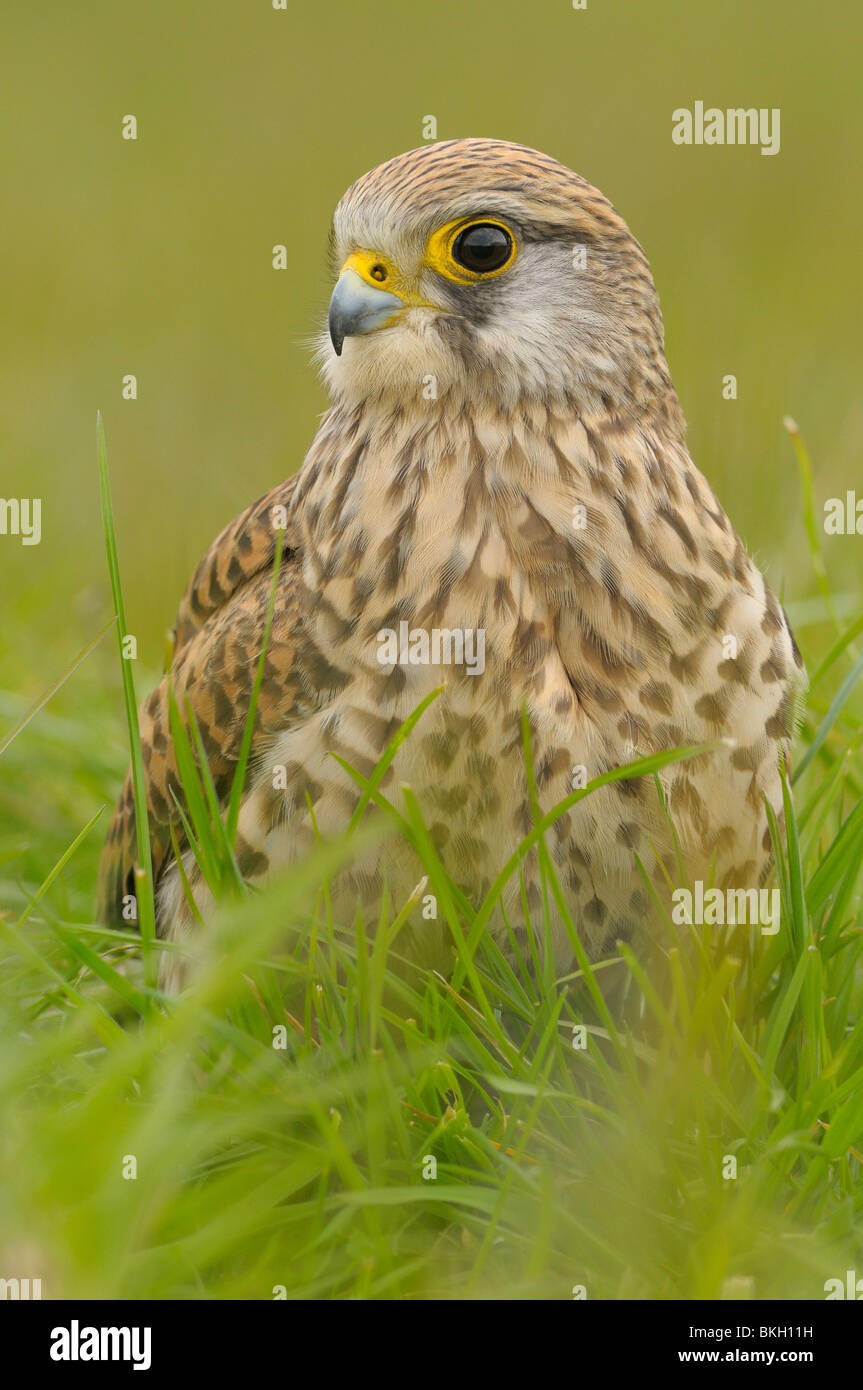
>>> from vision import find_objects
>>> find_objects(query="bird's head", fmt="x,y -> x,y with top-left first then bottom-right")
319,138 -> 677,420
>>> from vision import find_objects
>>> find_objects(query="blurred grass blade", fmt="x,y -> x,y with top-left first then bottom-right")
345,685 -> 442,836
97,412 -> 157,984
0,616 -> 115,758
809,610 -> 863,691
784,415 -> 838,635
13,807 -> 104,930
794,646 -> 863,782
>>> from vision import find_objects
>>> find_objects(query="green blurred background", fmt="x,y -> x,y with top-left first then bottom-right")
1,0 -> 861,899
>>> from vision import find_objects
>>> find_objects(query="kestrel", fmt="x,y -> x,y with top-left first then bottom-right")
98,139 -> 805,991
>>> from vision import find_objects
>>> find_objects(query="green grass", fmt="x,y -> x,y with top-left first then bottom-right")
0,421 -> 861,1301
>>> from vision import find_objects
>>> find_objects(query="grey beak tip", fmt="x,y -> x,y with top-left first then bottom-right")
328,306 -> 345,356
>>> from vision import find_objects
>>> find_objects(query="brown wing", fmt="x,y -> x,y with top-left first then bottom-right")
96,476 -> 302,928
172,474 -> 300,653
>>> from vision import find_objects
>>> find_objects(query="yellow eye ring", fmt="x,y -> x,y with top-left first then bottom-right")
424,217 -> 517,284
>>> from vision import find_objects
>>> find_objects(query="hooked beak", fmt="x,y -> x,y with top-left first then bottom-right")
328,266 -> 405,356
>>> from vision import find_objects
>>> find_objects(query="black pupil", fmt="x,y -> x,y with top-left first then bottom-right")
452,223 -> 512,274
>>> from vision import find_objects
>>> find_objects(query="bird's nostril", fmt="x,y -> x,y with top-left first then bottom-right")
369,263 -> 387,282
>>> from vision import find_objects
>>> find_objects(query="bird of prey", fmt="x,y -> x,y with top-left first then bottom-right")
97,138 -> 805,991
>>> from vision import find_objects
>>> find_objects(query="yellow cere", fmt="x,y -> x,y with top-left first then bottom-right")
339,249 -> 435,309
341,249 -> 401,290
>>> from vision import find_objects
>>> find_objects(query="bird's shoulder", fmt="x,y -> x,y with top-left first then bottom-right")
171,473 -> 301,656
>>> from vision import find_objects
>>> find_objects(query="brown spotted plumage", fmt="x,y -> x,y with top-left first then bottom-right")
97,139 -> 806,991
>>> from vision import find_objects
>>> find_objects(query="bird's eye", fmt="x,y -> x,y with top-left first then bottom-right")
450,222 -> 514,276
